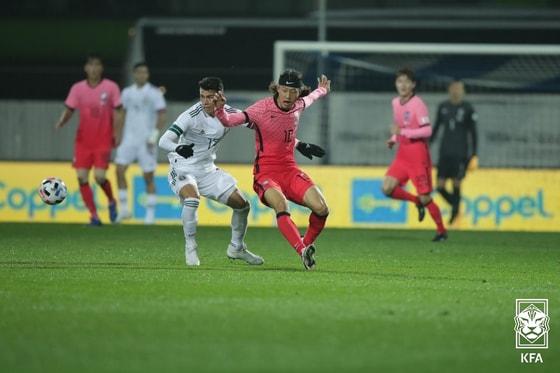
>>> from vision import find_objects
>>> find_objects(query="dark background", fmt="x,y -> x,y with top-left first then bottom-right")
1,0 -> 559,99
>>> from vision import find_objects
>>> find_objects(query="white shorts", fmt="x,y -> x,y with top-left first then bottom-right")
168,166 -> 237,204
115,142 -> 158,172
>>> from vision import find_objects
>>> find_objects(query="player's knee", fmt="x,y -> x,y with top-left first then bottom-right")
95,177 -> 106,185
418,195 -> 431,205
315,206 -> 329,217
77,177 -> 88,185
239,200 -> 250,211
273,202 -> 289,214
382,184 -> 394,197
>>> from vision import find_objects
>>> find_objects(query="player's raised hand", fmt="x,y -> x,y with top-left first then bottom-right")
212,91 -> 226,110
317,74 -> 331,92
386,138 -> 396,150
175,143 -> 195,159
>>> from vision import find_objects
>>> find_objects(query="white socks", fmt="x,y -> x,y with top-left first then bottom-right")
118,189 -> 128,215
182,197 -> 200,247
145,193 -> 157,224
231,204 -> 250,247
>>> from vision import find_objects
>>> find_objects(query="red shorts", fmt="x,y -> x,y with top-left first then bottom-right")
73,146 -> 112,169
386,158 -> 433,195
253,167 -> 315,206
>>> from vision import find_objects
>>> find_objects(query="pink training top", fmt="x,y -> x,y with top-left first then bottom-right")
65,79 -> 122,149
216,87 -> 327,173
391,95 -> 432,162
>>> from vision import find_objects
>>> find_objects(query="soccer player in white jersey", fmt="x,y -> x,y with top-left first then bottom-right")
115,62 -> 167,224
158,77 -> 264,266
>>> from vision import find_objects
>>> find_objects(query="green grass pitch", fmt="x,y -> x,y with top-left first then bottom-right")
1,223 -> 558,372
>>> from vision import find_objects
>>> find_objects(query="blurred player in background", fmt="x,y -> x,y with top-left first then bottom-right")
115,62 -> 167,224
214,69 -> 330,270
159,77 -> 263,266
383,68 -> 447,241
431,80 -> 478,225
55,53 -> 123,226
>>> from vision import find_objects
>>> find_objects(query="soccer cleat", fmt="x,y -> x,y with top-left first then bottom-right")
416,203 -> 426,222
88,216 -> 102,227
227,243 -> 264,265
116,210 -> 131,223
432,232 -> 448,242
185,244 -> 200,266
301,244 -> 316,270
108,200 -> 118,223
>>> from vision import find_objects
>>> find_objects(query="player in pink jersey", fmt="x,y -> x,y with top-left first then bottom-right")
214,69 -> 331,270
383,68 -> 447,241
54,54 -> 124,226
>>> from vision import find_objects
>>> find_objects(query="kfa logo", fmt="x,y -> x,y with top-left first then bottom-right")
515,299 -> 549,364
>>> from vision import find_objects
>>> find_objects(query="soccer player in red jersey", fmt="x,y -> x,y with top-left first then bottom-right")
383,68 -> 447,241
214,70 -> 330,269
54,54 -> 124,226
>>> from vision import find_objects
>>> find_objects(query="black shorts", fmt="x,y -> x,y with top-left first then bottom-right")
437,156 -> 468,180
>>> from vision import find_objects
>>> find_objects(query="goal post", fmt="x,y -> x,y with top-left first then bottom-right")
273,41 -> 560,168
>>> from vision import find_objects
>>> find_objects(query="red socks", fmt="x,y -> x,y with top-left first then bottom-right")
390,186 -> 418,204
99,179 -> 115,202
390,186 -> 446,233
426,200 -> 446,233
79,183 -> 98,218
276,213 -> 305,254
303,212 -> 327,246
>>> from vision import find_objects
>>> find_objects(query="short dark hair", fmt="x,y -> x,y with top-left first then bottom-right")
198,77 -> 224,92
133,62 -> 148,70
396,67 -> 416,82
85,53 -> 103,65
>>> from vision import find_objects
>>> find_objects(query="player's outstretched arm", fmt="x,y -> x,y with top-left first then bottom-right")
113,107 -> 124,146
317,74 -> 331,92
54,107 -> 74,129
386,134 -> 397,149
158,129 -> 179,152
158,129 -> 195,159
303,74 -> 331,108
213,91 -> 247,127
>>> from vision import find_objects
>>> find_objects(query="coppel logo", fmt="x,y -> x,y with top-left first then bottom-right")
352,179 -> 407,223
459,190 -> 552,226
0,181 -> 106,219
132,175 -> 308,221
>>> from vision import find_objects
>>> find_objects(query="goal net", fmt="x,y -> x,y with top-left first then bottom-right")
274,41 -> 560,168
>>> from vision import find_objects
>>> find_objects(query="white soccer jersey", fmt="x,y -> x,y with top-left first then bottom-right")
121,83 -> 166,145
166,103 -> 241,171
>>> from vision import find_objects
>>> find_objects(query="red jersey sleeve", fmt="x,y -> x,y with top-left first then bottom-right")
415,98 -> 431,127
64,83 -> 80,109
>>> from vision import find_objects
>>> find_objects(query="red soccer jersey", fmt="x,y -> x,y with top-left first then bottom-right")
65,79 -> 122,149
244,88 -> 327,174
392,95 -> 431,163
215,87 -> 327,174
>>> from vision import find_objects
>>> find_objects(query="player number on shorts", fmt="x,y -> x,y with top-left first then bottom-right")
284,129 -> 293,143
